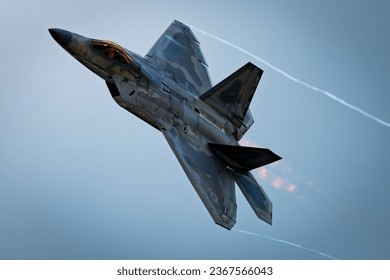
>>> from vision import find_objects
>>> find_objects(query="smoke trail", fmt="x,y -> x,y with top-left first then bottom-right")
188,24 -> 390,128
233,228 -> 338,260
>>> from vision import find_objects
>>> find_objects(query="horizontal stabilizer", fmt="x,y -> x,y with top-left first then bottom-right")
209,143 -> 281,172
200,62 -> 262,128
232,171 -> 272,225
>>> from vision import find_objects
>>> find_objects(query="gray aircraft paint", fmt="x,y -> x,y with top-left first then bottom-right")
49,20 -> 281,230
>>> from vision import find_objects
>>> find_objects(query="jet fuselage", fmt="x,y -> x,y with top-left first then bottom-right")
49,21 -> 280,229
50,29 -> 235,148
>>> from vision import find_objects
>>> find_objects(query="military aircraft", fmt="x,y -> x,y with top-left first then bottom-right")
49,20 -> 281,230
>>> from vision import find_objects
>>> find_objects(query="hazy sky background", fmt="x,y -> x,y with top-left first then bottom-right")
1,0 -> 389,259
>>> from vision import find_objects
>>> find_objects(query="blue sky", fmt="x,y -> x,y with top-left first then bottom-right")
1,0 -> 389,259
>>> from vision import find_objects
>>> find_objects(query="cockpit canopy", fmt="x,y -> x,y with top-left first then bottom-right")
91,39 -> 133,65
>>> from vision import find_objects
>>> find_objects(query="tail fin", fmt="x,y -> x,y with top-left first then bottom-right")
209,143 -> 281,172
210,143 -> 279,225
200,62 -> 262,139
232,171 -> 273,225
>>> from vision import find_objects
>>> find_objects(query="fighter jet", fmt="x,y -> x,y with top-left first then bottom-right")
49,20 -> 281,230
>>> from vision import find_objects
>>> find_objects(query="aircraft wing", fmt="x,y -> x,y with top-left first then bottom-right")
161,125 -> 237,229
145,20 -> 212,95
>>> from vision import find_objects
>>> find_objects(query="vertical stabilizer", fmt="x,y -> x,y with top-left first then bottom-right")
200,62 -> 262,139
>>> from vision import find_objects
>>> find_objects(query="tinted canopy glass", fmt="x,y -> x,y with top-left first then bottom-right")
91,39 -> 133,65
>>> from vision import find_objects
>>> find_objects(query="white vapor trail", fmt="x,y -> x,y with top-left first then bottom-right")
233,228 -> 338,260
188,24 -> 390,128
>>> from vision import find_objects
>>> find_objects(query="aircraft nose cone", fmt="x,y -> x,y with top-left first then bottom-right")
49,28 -> 72,47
